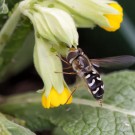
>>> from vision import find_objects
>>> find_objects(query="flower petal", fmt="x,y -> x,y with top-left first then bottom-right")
42,87 -> 72,108
101,3 -> 123,31
34,37 -> 64,96
56,0 -> 119,28
34,5 -> 78,47
50,87 -> 60,107
42,92 -> 51,108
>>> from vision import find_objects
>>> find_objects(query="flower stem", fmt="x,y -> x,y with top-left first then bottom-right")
0,5 -> 21,53
0,95 -> 5,104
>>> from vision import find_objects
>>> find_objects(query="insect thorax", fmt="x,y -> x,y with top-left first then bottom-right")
72,55 -> 92,77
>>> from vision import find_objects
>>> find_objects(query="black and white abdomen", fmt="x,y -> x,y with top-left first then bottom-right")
84,70 -> 104,100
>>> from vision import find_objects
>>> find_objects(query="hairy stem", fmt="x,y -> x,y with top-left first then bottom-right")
0,5 -> 21,53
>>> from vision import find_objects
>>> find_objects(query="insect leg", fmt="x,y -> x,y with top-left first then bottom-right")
65,79 -> 85,104
56,55 -> 70,65
65,87 -> 77,104
97,99 -> 103,107
55,71 -> 76,75
63,66 -> 72,70
56,55 -> 72,70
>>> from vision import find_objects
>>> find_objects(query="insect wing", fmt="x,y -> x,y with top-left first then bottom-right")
90,55 -> 135,69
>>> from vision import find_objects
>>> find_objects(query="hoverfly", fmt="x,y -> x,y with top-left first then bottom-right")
64,48 -> 135,105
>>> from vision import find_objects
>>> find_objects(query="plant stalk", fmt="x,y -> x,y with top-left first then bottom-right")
0,5 -> 21,53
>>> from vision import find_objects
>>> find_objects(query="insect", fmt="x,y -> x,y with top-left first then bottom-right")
64,48 -> 135,105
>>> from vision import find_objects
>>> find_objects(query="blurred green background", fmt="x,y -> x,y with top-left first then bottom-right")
0,1 -> 135,135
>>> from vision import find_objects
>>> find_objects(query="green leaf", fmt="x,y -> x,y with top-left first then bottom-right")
0,71 -> 135,135
0,93 -> 54,131
53,127 -> 67,135
0,113 -> 35,135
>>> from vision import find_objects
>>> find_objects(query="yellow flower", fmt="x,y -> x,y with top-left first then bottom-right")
19,1 -> 78,47
101,3 -> 123,32
53,0 -> 123,31
42,87 -> 72,108
20,0 -> 124,33
34,37 -> 72,109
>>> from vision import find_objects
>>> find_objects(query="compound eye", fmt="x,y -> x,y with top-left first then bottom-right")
78,48 -> 83,54
78,48 -> 84,55
78,48 -> 82,53
67,52 -> 77,63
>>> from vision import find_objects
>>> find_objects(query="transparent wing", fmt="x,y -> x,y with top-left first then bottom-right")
90,55 -> 135,69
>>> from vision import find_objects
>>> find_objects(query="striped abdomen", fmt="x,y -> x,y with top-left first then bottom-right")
84,70 -> 104,100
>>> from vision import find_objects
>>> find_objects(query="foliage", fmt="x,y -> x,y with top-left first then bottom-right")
0,113 -> 35,135
1,71 -> 135,134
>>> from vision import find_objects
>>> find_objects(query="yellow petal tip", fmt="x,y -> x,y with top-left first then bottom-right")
42,87 -> 72,109
101,3 -> 123,32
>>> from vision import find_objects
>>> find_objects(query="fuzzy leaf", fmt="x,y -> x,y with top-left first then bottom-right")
0,113 -> 35,135
0,71 -> 135,135
53,127 -> 67,135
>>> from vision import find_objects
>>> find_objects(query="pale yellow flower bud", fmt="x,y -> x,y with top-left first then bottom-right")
19,1 -> 78,48
54,0 -> 123,31
34,37 -> 72,108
